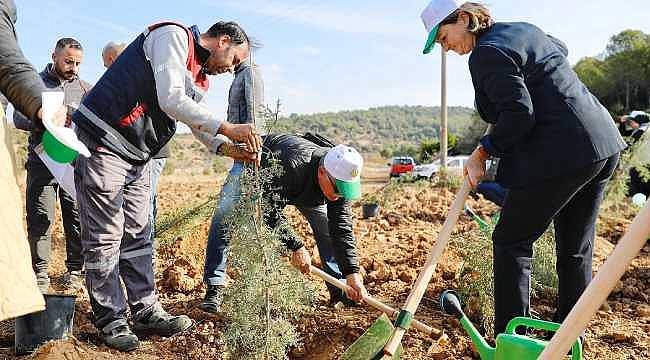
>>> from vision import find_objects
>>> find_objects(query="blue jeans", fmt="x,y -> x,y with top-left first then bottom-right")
149,158 -> 166,257
202,162 -> 345,299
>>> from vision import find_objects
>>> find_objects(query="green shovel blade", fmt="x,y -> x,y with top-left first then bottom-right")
340,314 -> 403,360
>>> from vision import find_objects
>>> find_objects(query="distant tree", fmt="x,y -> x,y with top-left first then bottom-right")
418,134 -> 458,162
455,112 -> 488,154
379,147 -> 393,159
606,30 -> 649,56
575,29 -> 650,113
574,57 -> 609,100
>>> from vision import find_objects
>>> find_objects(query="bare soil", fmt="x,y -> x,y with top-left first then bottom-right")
1,157 -> 648,360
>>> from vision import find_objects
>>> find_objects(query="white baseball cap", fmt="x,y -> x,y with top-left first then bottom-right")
323,144 -> 364,200
421,0 -> 462,54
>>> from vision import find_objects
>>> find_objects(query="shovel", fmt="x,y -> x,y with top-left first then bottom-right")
539,198 -> 650,359
309,266 -> 441,360
377,178 -> 473,358
334,178 -> 472,359
310,266 -> 442,338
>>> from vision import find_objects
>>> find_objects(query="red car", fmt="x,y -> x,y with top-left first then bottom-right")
389,156 -> 416,177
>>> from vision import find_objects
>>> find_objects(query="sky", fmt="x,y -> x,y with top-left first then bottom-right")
11,0 -> 650,119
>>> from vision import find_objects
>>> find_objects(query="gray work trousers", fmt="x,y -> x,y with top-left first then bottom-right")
74,136 -> 157,333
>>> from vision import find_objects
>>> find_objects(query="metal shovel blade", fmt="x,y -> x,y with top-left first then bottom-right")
340,314 -> 402,360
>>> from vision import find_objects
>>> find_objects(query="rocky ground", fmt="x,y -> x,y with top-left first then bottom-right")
0,157 -> 648,360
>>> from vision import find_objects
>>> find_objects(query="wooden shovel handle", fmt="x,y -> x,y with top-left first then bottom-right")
383,178 -> 473,356
309,266 -> 441,337
539,200 -> 650,359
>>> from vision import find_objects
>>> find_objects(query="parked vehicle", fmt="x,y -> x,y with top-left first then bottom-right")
413,155 -> 469,179
389,156 -> 416,177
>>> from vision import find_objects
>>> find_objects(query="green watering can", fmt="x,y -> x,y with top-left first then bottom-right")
439,290 -> 582,360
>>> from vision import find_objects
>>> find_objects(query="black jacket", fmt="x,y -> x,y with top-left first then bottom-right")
0,0 -> 44,121
14,64 -> 92,164
262,134 -> 359,276
470,22 -> 626,188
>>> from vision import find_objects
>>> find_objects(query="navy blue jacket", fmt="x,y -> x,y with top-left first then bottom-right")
470,22 -> 625,188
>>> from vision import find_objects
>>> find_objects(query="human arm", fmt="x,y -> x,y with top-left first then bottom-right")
326,199 -> 365,302
263,198 -> 310,273
13,109 -> 33,131
144,26 -> 260,153
470,45 -> 535,159
0,10 -> 44,122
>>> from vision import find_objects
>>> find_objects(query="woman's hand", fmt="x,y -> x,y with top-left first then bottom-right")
464,146 -> 491,188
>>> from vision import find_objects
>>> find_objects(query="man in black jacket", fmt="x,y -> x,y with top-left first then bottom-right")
14,37 -> 92,293
200,134 -> 367,312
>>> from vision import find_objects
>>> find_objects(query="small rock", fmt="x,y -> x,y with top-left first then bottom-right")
333,301 -> 345,311
398,270 -> 416,283
600,301 -> 611,312
637,305 -> 650,318
605,331 -> 635,343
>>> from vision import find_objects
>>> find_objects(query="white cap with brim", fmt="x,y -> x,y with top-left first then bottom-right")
41,92 -> 90,163
323,144 -> 364,200
421,0 -> 462,54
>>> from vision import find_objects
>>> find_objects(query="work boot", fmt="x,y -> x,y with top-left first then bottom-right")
62,270 -> 85,290
198,285 -> 225,314
133,307 -> 193,337
35,273 -> 50,294
103,325 -> 139,352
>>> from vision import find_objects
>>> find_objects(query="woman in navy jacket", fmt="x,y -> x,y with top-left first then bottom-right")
421,1 -> 626,335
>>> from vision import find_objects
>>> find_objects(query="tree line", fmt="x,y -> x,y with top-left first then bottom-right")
574,29 -> 650,114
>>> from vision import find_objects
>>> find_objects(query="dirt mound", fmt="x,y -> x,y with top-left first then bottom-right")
160,256 -> 201,293
3,177 -> 647,360
30,339 -> 111,360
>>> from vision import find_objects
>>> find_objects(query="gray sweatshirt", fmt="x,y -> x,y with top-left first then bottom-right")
227,58 -> 265,134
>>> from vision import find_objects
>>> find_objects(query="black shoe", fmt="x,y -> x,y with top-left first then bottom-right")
133,308 -> 193,337
103,325 -> 139,352
198,285 -> 225,314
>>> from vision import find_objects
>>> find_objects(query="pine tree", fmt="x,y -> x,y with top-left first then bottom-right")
221,157 -> 314,359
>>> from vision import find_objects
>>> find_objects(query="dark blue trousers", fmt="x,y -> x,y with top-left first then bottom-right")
492,153 -> 619,334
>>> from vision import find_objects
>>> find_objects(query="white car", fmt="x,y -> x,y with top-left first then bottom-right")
413,156 -> 469,179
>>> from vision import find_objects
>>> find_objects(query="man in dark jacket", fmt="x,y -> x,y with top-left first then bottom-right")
0,0 -> 65,321
14,37 -> 92,293
200,134 -> 367,312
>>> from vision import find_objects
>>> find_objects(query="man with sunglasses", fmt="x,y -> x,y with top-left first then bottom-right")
70,21 -> 261,352
200,133 -> 367,312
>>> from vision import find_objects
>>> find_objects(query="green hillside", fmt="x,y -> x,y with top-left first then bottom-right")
271,105 -> 477,152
